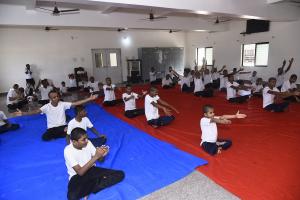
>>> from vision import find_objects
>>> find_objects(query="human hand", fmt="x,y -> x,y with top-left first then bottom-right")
236,110 -> 247,118
163,107 -> 172,116
89,94 -> 98,100
142,90 -> 148,95
95,146 -> 109,159
282,59 -> 286,66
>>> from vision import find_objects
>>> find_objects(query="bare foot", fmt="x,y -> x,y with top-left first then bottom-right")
217,147 -> 222,154
84,195 -> 89,200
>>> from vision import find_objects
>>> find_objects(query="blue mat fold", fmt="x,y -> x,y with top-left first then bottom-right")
0,104 -> 207,200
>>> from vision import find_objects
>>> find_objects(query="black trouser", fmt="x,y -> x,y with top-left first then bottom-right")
252,92 -> 262,97
283,96 -> 299,102
103,99 -> 123,107
67,167 -> 125,200
90,137 -> 107,147
205,83 -> 213,90
264,102 -> 289,112
38,99 -> 50,106
42,125 -> 67,141
67,87 -> 78,92
162,85 -> 173,89
228,95 -> 249,103
124,109 -> 145,118
182,84 -> 193,92
147,116 -> 175,127
0,123 -> 20,134
150,80 -> 161,85
212,79 -> 220,89
220,87 -> 226,92
194,90 -> 213,97
26,78 -> 35,87
7,100 -> 28,110
202,139 -> 232,156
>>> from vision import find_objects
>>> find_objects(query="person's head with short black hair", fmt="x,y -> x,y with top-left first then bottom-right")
223,69 -> 228,75
169,66 -> 173,72
61,81 -> 66,87
228,74 -> 234,82
290,74 -> 297,83
19,87 -> 25,94
203,104 -> 215,118
105,77 -> 111,85
125,84 -> 132,94
256,78 -> 263,85
166,74 -> 171,80
48,90 -> 60,105
233,68 -> 237,73
268,77 -> 277,88
151,67 -> 155,72
90,76 -> 95,83
149,86 -> 158,97
75,105 -> 87,118
70,128 -> 88,149
252,71 -> 257,77
26,64 -> 30,69
13,84 -> 19,90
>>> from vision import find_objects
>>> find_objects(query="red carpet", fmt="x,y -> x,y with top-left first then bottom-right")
95,85 -> 300,200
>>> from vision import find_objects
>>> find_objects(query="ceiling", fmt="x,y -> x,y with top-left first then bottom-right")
0,0 -> 299,32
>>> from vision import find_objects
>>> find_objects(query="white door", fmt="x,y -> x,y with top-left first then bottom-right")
92,48 -> 122,84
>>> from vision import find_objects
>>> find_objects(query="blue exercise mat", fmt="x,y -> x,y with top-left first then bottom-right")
0,103 -> 207,200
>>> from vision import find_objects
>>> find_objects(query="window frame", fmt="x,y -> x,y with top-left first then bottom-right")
196,46 -> 213,66
241,42 -> 269,67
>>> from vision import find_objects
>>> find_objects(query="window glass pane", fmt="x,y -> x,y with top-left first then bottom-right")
196,48 -> 205,66
242,44 -> 255,67
95,53 -> 103,68
205,47 -> 213,65
255,43 -> 269,66
109,53 -> 118,67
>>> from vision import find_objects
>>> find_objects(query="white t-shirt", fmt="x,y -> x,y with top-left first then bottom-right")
281,80 -> 296,92
103,84 -> 116,102
69,79 -> 77,88
219,75 -> 228,89
252,83 -> 263,93
60,86 -> 67,94
263,86 -> 279,108
67,117 -> 93,135
0,111 -> 7,126
200,117 -> 218,144
40,101 -> 72,129
122,92 -> 138,111
181,76 -> 191,89
250,75 -> 257,83
226,81 -> 239,100
162,78 -> 172,87
238,88 -> 251,96
40,86 -> 53,100
149,72 -> 157,82
145,94 -> 160,121
194,78 -> 204,93
87,81 -> 99,93
25,69 -> 33,79
211,72 -> 219,81
203,74 -> 212,85
64,140 -> 96,180
276,73 -> 285,87
6,88 -> 18,105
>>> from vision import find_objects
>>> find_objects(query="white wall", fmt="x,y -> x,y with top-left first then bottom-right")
186,20 -> 300,83
0,28 -> 186,93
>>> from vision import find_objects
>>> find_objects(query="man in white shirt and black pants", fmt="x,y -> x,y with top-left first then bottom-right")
122,84 -> 147,118
145,86 -> 179,128
64,128 -> 124,200
25,64 -> 35,87
16,90 -> 97,141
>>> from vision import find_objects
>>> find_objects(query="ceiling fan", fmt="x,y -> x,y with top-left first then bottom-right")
169,29 -> 180,33
212,16 -> 232,24
140,10 -> 168,21
44,26 -> 59,31
38,2 -> 80,16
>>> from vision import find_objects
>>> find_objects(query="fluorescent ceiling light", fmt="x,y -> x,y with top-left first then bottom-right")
193,30 -> 207,32
196,11 -> 210,15
240,15 -> 262,20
